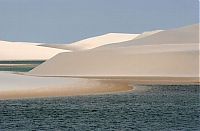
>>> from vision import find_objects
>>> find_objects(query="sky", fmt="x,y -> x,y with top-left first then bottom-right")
0,0 -> 199,44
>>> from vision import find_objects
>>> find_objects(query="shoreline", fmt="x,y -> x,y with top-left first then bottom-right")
0,72 -> 135,100
21,72 -> 200,85
0,72 -> 199,100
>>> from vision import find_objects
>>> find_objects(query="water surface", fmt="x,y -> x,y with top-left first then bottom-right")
0,61 -> 44,72
0,85 -> 199,130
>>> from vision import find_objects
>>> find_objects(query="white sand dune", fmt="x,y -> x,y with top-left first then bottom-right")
29,43 -> 199,79
0,41 -> 70,60
41,30 -> 163,51
41,33 -> 139,51
29,24 -> 199,84
99,24 -> 199,49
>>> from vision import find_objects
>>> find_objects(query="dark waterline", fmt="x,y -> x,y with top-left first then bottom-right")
0,61 -> 45,64
0,85 -> 199,130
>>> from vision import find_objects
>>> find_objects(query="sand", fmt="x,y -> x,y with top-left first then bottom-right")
40,30 -> 165,51
0,40 -> 70,60
0,24 -> 199,100
0,72 -> 133,100
99,24 -> 199,49
1,70 -> 198,100
40,33 -> 139,51
134,30 -> 163,40
29,43 -> 199,80
29,24 -> 199,83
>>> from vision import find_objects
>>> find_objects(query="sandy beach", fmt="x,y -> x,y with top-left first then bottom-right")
0,72 -> 133,100
0,71 -> 198,100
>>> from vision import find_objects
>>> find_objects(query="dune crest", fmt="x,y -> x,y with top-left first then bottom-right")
99,24 -> 199,48
134,30 -> 163,40
41,33 -> 139,51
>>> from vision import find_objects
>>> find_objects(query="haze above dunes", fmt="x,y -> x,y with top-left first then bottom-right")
0,41 -> 70,60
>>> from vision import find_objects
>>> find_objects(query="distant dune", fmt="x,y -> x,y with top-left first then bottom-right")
98,24 -> 199,49
134,30 -> 163,40
0,41 -> 70,60
41,33 -> 139,51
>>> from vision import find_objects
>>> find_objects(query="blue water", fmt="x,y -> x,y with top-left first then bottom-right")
0,85 -> 199,130
0,61 -> 44,72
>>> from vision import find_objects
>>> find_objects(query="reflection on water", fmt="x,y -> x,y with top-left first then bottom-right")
0,85 -> 199,130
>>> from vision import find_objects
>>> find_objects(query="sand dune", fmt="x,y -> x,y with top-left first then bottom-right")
41,30 -> 164,51
0,24 -> 199,100
29,24 -> 199,84
0,41 -> 70,60
99,24 -> 199,48
41,33 -> 139,51
29,43 -> 199,79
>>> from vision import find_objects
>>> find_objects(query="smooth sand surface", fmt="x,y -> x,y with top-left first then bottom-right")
0,41 -> 70,60
29,24 -> 199,83
99,24 -> 199,49
29,43 -> 199,79
0,72 -> 133,100
41,33 -> 139,51
1,71 -> 198,100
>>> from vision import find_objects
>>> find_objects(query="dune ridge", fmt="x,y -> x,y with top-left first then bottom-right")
134,30 -> 163,40
41,33 -> 139,51
98,24 -> 199,49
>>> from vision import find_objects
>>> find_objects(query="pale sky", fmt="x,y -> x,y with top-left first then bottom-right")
0,0 -> 199,44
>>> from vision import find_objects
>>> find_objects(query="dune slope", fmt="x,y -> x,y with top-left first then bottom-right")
99,24 -> 199,49
29,43 -> 199,80
0,41 -> 70,60
29,24 -> 199,84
